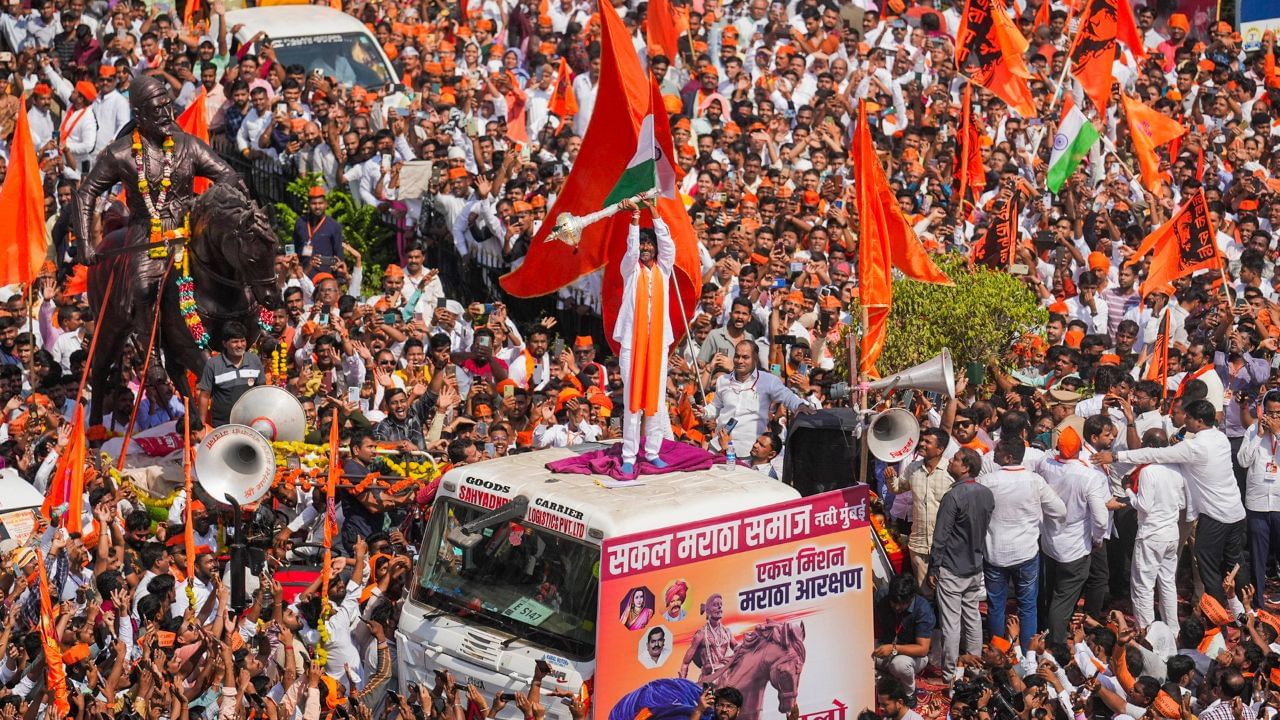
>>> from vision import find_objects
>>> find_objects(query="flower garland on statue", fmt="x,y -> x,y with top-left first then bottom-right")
176,247 -> 209,350
132,130 -> 175,259
258,307 -> 274,335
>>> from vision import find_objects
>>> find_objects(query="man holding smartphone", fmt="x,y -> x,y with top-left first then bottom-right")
292,186 -> 343,276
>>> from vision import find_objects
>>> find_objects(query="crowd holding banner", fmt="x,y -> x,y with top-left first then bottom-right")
0,0 -> 1277,714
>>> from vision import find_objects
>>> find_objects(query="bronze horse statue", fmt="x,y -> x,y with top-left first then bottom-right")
86,182 -> 281,425
706,620 -> 807,720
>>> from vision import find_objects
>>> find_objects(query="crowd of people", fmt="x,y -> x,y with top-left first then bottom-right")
0,0 -> 1278,714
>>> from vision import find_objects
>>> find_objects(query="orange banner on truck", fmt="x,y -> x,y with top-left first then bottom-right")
596,486 -> 874,720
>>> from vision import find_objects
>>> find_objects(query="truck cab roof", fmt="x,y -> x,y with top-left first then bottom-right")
437,444 -> 800,543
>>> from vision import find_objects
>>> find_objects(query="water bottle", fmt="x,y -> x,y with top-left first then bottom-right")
725,442 -> 737,469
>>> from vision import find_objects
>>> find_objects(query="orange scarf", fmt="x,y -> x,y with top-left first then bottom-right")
1198,626 -> 1220,655
628,263 -> 665,417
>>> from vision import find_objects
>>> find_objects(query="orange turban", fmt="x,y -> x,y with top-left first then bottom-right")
1088,251 -> 1110,273
1057,425 -> 1082,460
1065,328 -> 1084,348
384,264 -> 404,278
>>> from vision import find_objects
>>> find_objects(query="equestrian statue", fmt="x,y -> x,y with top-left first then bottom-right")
72,75 -> 281,426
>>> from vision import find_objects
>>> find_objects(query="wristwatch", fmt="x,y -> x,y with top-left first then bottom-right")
891,645 -> 899,658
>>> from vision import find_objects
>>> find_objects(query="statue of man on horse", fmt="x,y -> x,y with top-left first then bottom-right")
72,74 -> 282,427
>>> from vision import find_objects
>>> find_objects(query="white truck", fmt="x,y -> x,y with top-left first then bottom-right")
396,446 -> 801,718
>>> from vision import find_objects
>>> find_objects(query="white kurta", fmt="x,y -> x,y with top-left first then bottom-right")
611,217 -> 675,463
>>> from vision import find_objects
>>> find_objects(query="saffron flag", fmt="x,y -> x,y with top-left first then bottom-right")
853,101 -> 892,377
1130,190 -> 1219,296
956,0 -> 1037,117
501,0 -> 699,354
956,84 -> 986,205
1121,93 -> 1186,189
1145,308 -> 1170,395
1069,0 -> 1143,114
971,194 -> 1020,269
43,404 -> 87,533
1047,97 -> 1101,193
34,550 -> 71,717
548,57 -> 579,118
177,88 -> 211,194
645,0 -> 682,60
853,101 -> 953,376
0,96 -> 48,288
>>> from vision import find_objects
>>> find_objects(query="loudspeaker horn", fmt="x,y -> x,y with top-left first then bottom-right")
866,408 -> 921,462
230,386 -> 307,442
867,348 -> 956,397
195,424 -> 276,506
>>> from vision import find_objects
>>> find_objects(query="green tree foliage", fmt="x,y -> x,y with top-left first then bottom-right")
836,254 -> 1047,377
274,174 -> 397,297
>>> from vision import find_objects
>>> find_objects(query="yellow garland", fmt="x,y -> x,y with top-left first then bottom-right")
316,600 -> 332,667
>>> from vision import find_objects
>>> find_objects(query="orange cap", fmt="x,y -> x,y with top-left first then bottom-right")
1168,13 -> 1189,31
1057,425 -> 1082,460
990,635 -> 1012,653
1065,328 -> 1085,348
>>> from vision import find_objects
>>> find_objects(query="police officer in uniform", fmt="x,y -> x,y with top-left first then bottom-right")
197,321 -> 265,430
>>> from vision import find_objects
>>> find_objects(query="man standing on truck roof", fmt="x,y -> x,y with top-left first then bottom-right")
612,197 -> 675,476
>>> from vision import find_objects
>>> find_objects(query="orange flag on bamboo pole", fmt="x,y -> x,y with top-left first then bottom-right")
0,96 -> 48,288
183,400 -> 195,587
1128,190 -> 1218,296
1120,93 -> 1186,189
646,0 -> 682,60
548,57 -> 579,118
42,404 -> 86,532
33,550 -> 71,717
321,409 -> 340,602
177,89 -> 211,194
956,0 -> 1037,117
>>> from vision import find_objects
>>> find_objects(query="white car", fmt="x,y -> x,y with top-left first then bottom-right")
227,5 -> 402,92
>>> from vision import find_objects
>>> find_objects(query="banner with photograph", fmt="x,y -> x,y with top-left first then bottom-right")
1240,0 -> 1280,51
596,486 -> 874,720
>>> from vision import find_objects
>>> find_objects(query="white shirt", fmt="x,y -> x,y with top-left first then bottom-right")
1134,409 -> 1174,437
711,369 -> 812,451
1039,456 -> 1111,563
1127,463 -> 1185,542
91,90 -> 130,155
1118,427 -> 1245,524
236,107 -> 274,154
978,465 -> 1067,567
1236,424 -> 1280,513
572,73 -> 597,136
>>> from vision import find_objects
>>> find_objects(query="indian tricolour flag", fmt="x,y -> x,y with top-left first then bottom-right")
1047,97 -> 1100,194
602,111 -> 678,207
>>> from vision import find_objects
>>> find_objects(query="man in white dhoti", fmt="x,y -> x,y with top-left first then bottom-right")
611,198 -> 674,475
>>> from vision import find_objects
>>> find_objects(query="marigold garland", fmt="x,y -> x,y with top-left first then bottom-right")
271,337 -> 290,386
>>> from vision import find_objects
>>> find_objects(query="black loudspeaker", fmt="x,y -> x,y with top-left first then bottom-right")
782,409 -> 862,496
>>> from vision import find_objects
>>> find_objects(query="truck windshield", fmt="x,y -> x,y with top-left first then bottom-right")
415,500 -> 599,660
268,32 -> 393,89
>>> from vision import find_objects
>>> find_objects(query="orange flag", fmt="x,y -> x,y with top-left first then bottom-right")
34,550 -> 71,717
971,194 -> 1020,269
854,102 -> 892,377
177,89 -> 211,194
646,0 -> 682,60
183,0 -> 201,31
0,96 -> 48,288
321,409 -> 340,602
1034,0 -> 1051,30
1120,93 -> 1186,189
956,0 -> 1037,117
1145,308 -> 1170,396
853,101 -> 953,376
1130,190 -> 1219,296
956,83 -> 987,208
1070,0 -> 1143,114
548,57 -> 579,118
